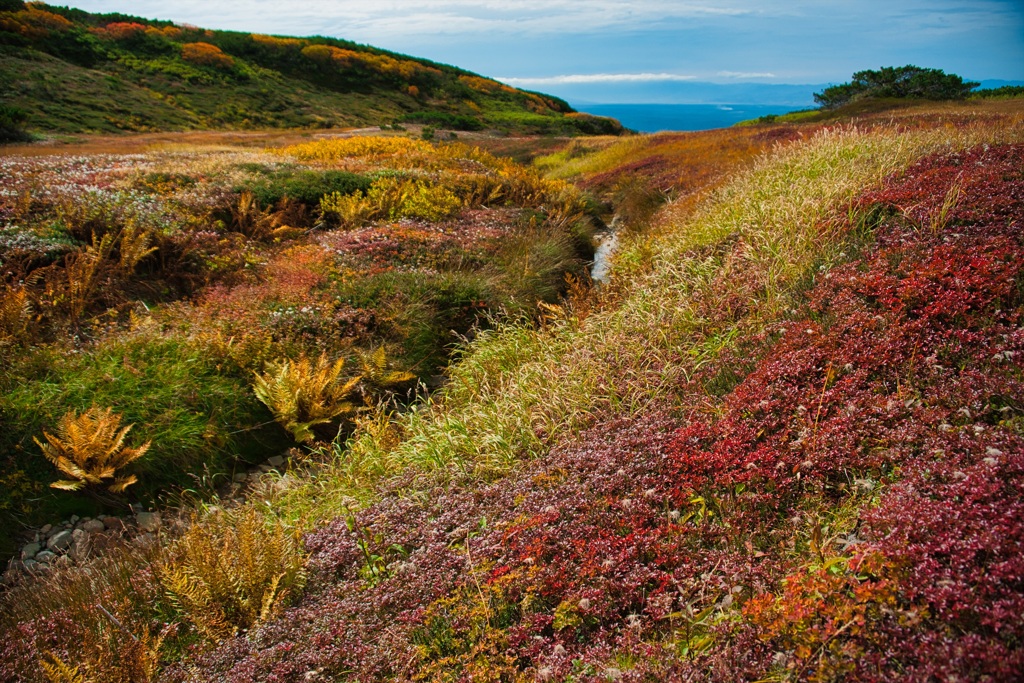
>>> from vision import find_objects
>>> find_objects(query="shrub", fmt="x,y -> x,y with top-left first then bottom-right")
238,169 -> 373,210
814,65 -> 979,109
181,42 -> 234,69
35,407 -> 150,493
0,104 -> 31,143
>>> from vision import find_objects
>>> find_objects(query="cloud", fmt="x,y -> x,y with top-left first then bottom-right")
498,73 -> 697,85
717,71 -> 777,78
64,0 -> 758,39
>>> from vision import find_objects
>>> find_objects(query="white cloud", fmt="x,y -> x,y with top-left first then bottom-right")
498,73 -> 697,85
64,1 -> 758,39
717,71 -> 777,78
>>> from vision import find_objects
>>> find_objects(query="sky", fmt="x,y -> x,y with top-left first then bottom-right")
62,1 -> 1024,104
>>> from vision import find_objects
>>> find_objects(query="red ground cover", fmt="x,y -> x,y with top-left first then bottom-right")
159,144 -> 1024,682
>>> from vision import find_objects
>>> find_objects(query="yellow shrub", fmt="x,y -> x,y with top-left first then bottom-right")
282,136 -> 433,164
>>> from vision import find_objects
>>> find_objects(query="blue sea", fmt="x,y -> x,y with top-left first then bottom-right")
574,103 -> 810,133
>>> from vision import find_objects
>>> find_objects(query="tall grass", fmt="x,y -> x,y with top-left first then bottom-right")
267,120 -> 1024,518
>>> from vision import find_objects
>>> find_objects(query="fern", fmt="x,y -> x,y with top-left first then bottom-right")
160,508 -> 306,642
34,407 -> 149,493
117,220 -> 158,272
253,352 -> 362,442
0,286 -> 31,346
40,653 -> 87,683
359,347 -> 416,402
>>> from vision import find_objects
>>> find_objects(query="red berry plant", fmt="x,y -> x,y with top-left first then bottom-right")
157,144 -> 1024,682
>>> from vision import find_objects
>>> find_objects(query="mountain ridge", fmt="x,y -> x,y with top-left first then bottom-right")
0,2 -> 623,136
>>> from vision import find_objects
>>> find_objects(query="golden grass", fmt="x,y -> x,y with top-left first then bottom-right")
266,116 -> 1024,518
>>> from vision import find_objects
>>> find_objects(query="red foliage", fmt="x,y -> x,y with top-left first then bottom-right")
151,144 -> 1024,681
90,21 -> 148,41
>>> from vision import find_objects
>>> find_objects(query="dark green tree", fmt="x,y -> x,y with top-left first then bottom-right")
814,66 -> 979,109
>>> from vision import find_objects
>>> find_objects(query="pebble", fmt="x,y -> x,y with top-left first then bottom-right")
35,550 -> 57,564
21,542 -> 40,561
267,455 -> 285,468
80,519 -> 106,534
233,472 -> 248,483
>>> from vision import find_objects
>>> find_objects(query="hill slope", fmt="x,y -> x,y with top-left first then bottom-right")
0,3 -> 622,136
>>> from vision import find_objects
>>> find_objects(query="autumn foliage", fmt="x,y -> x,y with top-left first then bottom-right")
180,42 -> 234,69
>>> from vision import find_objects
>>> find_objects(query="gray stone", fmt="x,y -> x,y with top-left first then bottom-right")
21,559 -> 39,572
69,515 -> 80,524
39,524 -> 52,535
35,550 -> 57,564
267,455 -> 285,468
46,530 -> 73,552
136,511 -> 161,532
70,533 -> 91,561
21,542 -> 41,561
80,519 -> 106,534
233,472 -> 248,483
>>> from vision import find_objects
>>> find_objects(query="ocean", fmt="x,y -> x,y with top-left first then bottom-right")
574,103 -> 811,133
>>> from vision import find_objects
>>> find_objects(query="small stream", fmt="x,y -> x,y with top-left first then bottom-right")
591,216 -> 620,284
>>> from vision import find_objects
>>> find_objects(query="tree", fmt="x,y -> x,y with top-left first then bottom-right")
814,65 -> 979,109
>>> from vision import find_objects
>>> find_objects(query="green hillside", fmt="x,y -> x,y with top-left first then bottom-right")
0,2 -> 622,137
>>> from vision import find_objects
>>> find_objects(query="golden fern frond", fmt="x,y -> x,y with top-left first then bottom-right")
35,408 -> 147,493
0,287 -> 31,344
253,353 -> 363,443
108,474 -> 138,494
118,221 -> 158,272
40,652 -> 86,683
160,508 -> 306,644
50,479 -> 86,492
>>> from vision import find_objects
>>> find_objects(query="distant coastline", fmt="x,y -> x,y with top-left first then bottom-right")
574,103 -> 809,133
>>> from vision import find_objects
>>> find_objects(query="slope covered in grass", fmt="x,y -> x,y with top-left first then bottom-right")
0,3 -> 622,137
1,103 -> 1023,681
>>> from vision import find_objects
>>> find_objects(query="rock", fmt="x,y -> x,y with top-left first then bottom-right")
21,542 -> 41,561
233,472 -> 248,483
69,515 -> 80,525
70,532 -> 91,561
35,550 -> 57,564
47,530 -> 73,552
80,519 -> 106,534
267,455 -> 285,468
136,512 -> 161,532
102,516 -> 124,531
40,524 -> 52,535
21,559 -> 39,573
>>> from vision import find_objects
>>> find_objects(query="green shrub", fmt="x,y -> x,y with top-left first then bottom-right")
240,169 -> 373,209
403,111 -> 484,131
0,104 -> 31,143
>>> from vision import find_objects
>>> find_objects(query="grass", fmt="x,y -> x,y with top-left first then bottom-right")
2,101 -> 1023,680
264,114 -> 1024,521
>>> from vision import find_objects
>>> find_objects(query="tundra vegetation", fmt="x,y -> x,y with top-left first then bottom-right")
0,3 -> 621,136
1,44 -> 1023,683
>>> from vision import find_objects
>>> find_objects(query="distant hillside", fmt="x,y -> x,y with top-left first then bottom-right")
0,2 -> 623,137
